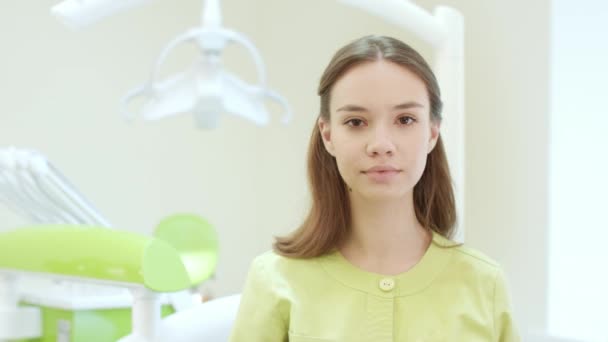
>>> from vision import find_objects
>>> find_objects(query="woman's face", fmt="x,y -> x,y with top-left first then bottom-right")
319,60 -> 439,201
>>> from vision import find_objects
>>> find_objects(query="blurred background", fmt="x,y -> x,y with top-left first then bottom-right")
1,0 -> 606,341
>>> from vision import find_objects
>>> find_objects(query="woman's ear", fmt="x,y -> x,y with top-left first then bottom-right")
318,117 -> 335,156
427,121 -> 440,154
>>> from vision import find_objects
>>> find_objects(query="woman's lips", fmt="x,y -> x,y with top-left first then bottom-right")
362,170 -> 401,183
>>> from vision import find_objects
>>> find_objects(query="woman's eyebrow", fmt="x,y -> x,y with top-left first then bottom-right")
336,101 -> 425,113
393,101 -> 425,110
336,104 -> 368,113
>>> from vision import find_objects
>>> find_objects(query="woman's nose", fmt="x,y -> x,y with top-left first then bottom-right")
366,129 -> 395,156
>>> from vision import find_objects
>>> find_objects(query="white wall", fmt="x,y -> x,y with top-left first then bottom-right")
1,0 -> 555,338
548,1 -> 608,341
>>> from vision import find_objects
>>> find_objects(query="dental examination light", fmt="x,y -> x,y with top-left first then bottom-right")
121,0 -> 292,128
52,0 -> 292,129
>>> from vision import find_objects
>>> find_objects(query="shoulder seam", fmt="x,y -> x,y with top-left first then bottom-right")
452,247 -> 500,268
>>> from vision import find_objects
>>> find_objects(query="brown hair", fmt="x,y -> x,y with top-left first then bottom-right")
274,35 -> 456,258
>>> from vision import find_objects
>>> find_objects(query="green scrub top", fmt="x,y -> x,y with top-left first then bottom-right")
230,231 -> 519,342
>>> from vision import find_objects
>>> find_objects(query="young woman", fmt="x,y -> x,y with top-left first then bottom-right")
229,35 -> 519,342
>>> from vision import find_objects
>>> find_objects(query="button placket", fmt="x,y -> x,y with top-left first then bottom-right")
364,294 -> 394,342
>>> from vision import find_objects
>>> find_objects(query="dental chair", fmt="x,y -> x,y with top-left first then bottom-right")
1,148 -> 241,341
0,214 -> 219,342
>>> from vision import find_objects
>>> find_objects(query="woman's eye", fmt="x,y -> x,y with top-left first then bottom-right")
346,119 -> 364,127
398,116 -> 415,125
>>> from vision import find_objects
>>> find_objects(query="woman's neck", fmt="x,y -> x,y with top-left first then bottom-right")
340,191 -> 432,275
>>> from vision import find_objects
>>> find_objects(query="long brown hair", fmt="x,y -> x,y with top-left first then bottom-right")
274,35 -> 456,258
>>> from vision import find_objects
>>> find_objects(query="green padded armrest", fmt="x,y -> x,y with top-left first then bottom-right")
0,226 -> 194,292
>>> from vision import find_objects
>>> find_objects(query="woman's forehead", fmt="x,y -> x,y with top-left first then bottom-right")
330,60 -> 429,110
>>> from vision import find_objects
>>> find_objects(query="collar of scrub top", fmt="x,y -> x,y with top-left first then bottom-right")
0,148 -> 111,227
318,231 -> 461,297
121,0 -> 292,129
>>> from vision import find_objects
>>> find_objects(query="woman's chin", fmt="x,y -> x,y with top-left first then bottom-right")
355,187 -> 409,201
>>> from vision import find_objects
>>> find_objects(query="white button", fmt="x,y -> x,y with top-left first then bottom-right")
379,278 -> 395,291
